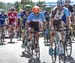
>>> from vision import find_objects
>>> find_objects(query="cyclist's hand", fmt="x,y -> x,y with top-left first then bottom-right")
20,18 -> 23,21
51,27 -> 54,30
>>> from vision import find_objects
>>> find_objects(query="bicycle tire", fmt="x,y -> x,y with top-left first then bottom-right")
65,38 -> 72,57
35,42 -> 40,60
51,40 -> 56,63
0,29 -> 5,44
58,41 -> 65,63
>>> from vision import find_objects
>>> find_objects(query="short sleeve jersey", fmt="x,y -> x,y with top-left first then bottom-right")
8,11 -> 17,22
0,14 -> 7,25
27,12 -> 46,23
51,7 -> 70,23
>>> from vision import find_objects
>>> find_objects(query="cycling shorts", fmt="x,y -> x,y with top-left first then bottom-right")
9,21 -> 16,26
53,19 -> 62,30
29,21 -> 39,32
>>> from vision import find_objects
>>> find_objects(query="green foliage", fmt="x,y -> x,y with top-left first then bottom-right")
37,1 -> 46,10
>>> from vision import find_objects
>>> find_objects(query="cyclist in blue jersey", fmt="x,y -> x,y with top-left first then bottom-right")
17,5 -> 32,43
0,10 -> 7,41
43,6 -> 51,42
44,6 -> 51,22
26,6 -> 46,47
0,11 -> 7,27
50,0 -> 71,45
64,0 -> 75,24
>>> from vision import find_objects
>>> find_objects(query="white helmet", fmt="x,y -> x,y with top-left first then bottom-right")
57,0 -> 65,6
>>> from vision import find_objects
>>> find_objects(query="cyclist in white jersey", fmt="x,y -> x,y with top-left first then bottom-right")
50,0 -> 71,45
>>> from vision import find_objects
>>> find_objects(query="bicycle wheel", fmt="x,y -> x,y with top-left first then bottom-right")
65,38 -> 72,57
24,32 -> 29,52
58,41 -> 65,63
51,40 -> 56,63
0,28 -> 5,44
44,29 -> 49,43
35,42 -> 40,61
9,31 -> 14,43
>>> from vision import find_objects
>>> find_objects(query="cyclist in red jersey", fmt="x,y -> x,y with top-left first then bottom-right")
8,7 -> 18,38
8,7 -> 17,25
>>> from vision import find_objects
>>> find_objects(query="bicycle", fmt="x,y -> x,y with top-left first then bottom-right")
0,25 -> 5,45
64,25 -> 72,57
44,25 -> 50,43
17,25 -> 22,40
26,28 -> 40,63
49,29 -> 65,63
8,25 -> 15,43
23,30 -> 30,52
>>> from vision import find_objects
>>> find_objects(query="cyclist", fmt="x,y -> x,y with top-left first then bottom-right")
50,0 -> 71,46
44,6 -> 51,22
0,10 -> 7,41
26,6 -> 46,49
0,10 -> 7,27
17,9 -> 24,38
64,0 -> 75,25
43,6 -> 51,42
7,7 -> 18,39
19,5 -> 32,43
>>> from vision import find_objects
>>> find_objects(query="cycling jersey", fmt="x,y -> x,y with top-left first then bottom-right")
27,12 -> 45,22
27,12 -> 46,31
17,11 -> 31,28
0,14 -> 7,26
43,11 -> 50,22
8,11 -> 17,22
51,7 -> 69,24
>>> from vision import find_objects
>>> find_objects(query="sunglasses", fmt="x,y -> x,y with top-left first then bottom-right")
34,12 -> 39,14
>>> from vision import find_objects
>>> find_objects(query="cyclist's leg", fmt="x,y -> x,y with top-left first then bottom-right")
50,29 -> 56,45
34,22 -> 39,42
8,22 -> 14,39
13,21 -> 17,37
28,22 -> 34,41
8,22 -> 12,37
22,27 -> 25,43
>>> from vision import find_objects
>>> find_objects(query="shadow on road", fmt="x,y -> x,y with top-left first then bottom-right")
21,51 -> 32,58
65,56 -> 75,63
28,58 -> 41,63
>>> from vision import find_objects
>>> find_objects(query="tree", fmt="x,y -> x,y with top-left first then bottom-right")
21,0 -> 34,9
0,2 -> 5,8
14,1 -> 22,12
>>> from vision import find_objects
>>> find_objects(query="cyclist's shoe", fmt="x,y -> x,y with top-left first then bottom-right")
35,47 -> 39,53
28,39 -> 30,42
22,40 -> 24,43
49,46 -> 54,55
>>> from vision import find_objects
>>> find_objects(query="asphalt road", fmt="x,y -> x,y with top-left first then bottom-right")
0,37 -> 75,63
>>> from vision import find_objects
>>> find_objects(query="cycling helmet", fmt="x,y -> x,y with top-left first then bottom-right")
32,6 -> 40,13
10,7 -> 16,11
57,0 -> 64,6
0,9 -> 5,14
24,4 -> 32,11
45,6 -> 51,12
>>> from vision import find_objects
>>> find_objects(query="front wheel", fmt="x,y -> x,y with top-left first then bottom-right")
65,38 -> 72,57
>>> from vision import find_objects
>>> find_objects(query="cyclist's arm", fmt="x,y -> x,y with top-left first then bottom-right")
25,13 -> 32,30
50,11 -> 54,29
5,15 -> 8,25
41,13 -> 46,31
15,13 -> 18,25
64,7 -> 71,26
